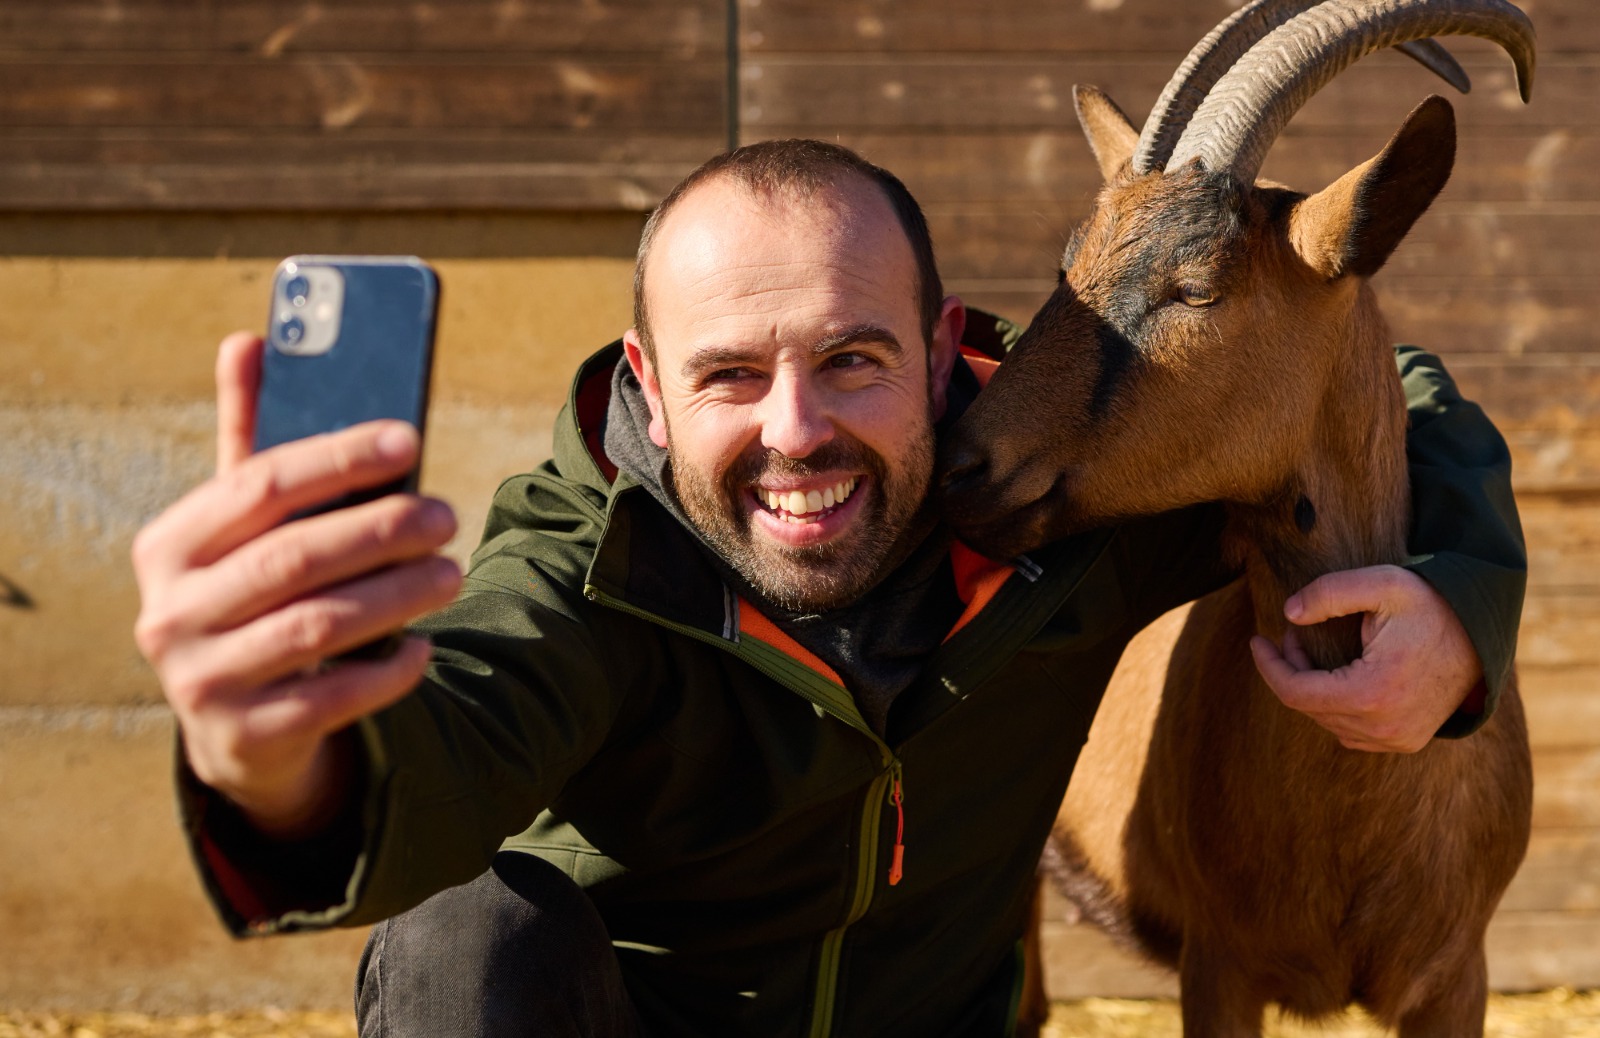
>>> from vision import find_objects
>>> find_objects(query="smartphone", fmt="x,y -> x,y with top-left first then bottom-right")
256,254 -> 441,658
256,255 -> 439,508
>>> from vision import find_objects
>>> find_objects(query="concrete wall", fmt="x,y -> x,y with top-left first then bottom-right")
1,212 -> 642,1010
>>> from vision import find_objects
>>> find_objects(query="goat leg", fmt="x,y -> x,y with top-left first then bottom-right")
1394,948 -> 1488,1038
1178,934 -> 1267,1038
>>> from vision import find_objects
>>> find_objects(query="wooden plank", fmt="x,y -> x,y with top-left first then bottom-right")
1519,667 -> 1600,750
742,0 -> 1600,55
0,57 -> 722,132
1450,360 -> 1600,429
1532,746 -> 1600,829
1485,910 -> 1600,991
0,133 -> 716,211
841,131 -> 1600,207
741,53 -> 1588,134
1502,828 -> 1600,914
1520,598 -> 1600,668
1516,496 -> 1600,590
0,161 -> 705,212
0,0 -> 726,55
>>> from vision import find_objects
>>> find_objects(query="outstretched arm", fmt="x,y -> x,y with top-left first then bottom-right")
133,334 -> 463,836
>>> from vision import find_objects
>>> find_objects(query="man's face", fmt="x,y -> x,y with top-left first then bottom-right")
625,175 -> 961,612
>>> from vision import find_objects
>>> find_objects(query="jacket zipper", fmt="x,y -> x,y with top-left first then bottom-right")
584,583 -> 905,1038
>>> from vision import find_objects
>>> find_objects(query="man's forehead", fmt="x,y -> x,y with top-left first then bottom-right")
643,173 -> 918,329
654,174 -> 901,266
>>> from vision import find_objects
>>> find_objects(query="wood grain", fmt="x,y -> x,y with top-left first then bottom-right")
741,0 -> 1599,56
0,0 -> 725,55
741,53 -> 1579,134
0,133 -> 715,210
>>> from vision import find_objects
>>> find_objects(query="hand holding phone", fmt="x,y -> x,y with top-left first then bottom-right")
257,256 -> 441,659
131,259 -> 460,838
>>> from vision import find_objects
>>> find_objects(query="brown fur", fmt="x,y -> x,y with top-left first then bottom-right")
945,92 -> 1532,1037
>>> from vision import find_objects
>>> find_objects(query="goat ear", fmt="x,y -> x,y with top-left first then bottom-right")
1289,95 -> 1456,280
1074,85 -> 1139,182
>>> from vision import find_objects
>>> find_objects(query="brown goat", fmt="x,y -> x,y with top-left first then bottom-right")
938,1 -> 1537,1034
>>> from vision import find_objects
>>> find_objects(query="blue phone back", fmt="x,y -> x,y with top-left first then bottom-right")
254,256 -> 438,491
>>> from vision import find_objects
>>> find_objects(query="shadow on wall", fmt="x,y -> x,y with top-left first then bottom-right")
1,572 -> 33,609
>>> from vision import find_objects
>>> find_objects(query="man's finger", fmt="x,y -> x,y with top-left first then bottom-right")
1281,627 -> 1313,671
217,332 -> 263,475
145,420 -> 421,578
169,494 -> 457,635
1250,637 -> 1369,719
1284,565 -> 1406,627
180,555 -> 461,698
241,636 -> 434,747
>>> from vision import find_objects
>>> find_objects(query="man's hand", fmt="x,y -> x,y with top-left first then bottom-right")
1248,564 -> 1482,753
132,333 -> 462,837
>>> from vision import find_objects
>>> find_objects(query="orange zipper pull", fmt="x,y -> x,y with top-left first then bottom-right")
888,772 -> 906,886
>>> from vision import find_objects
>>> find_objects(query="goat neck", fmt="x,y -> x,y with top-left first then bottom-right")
1224,278 -> 1412,672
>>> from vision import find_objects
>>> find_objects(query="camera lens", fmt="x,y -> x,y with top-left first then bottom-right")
284,275 -> 311,307
279,316 -> 306,345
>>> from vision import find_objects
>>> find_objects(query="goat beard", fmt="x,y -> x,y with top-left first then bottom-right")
667,425 -> 937,614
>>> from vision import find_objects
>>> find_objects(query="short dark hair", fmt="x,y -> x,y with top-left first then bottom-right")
632,139 -> 943,362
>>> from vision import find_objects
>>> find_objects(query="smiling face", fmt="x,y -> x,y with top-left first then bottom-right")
624,173 -> 961,611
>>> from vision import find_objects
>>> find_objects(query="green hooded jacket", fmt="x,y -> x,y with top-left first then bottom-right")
181,313 -> 1526,1037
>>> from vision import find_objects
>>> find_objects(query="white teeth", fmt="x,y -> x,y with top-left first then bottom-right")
757,478 -> 861,520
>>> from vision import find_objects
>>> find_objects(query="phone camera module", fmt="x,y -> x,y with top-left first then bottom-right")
284,275 -> 311,307
279,316 -> 307,346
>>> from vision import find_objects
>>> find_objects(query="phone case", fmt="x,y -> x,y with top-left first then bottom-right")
255,255 -> 439,512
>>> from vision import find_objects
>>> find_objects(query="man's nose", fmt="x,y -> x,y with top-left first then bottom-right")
758,373 -> 834,459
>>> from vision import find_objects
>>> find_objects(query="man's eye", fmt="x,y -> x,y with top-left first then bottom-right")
827,352 -> 872,370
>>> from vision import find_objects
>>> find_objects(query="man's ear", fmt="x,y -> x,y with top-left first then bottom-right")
1289,95 -> 1456,280
623,329 -> 670,449
928,295 -> 966,421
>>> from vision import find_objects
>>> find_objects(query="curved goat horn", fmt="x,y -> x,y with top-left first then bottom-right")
1133,0 -> 1471,174
1165,0 -> 1535,186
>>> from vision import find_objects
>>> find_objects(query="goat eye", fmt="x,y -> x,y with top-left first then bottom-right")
1176,284 -> 1219,308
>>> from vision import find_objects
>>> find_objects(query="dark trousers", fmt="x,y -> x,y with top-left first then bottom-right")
355,852 -> 645,1037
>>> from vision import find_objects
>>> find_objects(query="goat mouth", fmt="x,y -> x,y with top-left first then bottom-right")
947,473 -> 1083,560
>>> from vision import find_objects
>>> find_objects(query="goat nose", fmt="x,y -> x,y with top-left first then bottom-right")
939,447 -> 991,499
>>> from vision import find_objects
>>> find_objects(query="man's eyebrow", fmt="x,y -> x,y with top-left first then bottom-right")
681,345 -> 766,380
813,325 -> 903,357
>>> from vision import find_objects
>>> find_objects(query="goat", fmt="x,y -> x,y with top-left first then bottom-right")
937,1 -> 1537,1034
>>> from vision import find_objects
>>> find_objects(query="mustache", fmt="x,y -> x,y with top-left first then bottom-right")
721,439 -> 888,493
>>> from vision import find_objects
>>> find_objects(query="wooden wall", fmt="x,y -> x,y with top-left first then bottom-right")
0,0 -> 728,209
4,0 -> 1597,1004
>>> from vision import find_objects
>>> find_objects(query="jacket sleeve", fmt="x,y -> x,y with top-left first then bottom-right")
177,469 -> 649,936
1108,346 -> 1524,738
1394,345 -> 1526,736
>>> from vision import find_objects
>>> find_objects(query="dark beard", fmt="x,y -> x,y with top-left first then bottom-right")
669,428 -> 936,612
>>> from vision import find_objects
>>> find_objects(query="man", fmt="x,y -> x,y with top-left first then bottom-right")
132,140 -> 1522,1036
